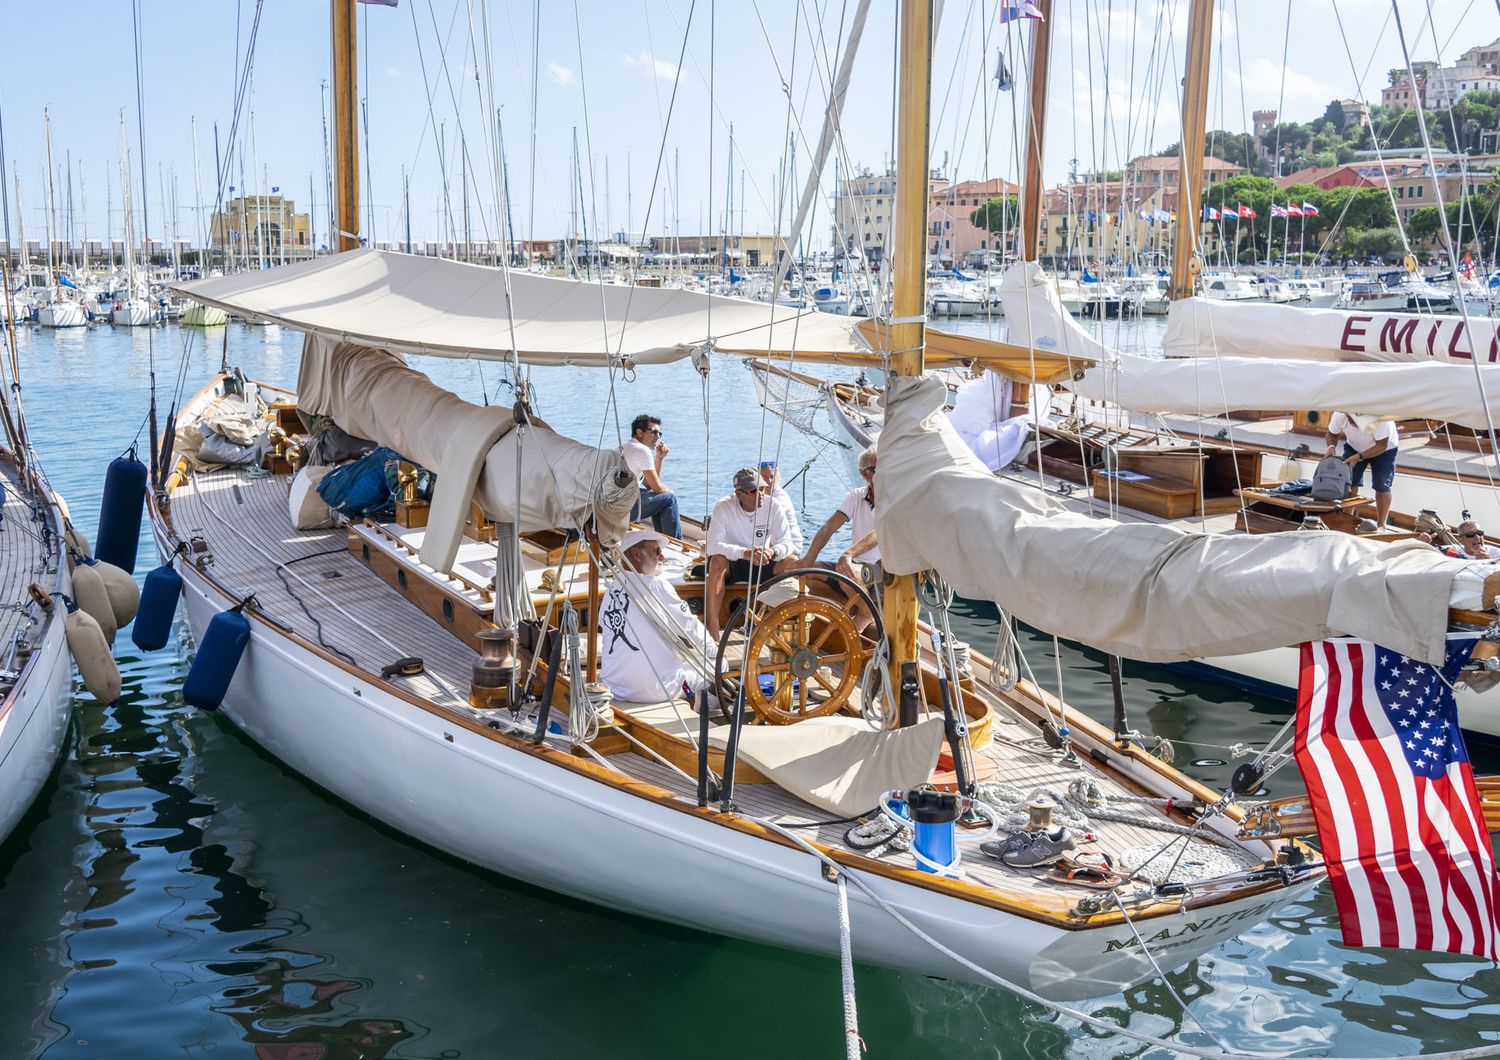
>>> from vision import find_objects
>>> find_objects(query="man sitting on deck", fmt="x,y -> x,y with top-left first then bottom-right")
801,445 -> 881,632
1324,411 -> 1398,528
600,529 -> 715,707
705,468 -> 801,639
620,413 -> 681,539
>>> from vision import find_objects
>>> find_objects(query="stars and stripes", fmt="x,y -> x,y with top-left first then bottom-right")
1295,636 -> 1498,959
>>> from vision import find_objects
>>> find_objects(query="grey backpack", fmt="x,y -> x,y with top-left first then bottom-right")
1310,455 -> 1353,502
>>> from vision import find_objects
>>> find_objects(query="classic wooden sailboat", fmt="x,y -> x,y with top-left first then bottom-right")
125,0 -> 1412,1011
0,281 -> 88,846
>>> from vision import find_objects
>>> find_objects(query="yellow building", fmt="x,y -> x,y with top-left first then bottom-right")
210,194 -> 312,259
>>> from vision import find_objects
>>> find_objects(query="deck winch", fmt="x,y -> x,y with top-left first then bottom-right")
471,623 -> 518,710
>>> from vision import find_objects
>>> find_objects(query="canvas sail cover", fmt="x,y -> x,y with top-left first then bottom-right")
1069,353 -> 1500,429
875,374 -> 1481,666
997,262 -> 1500,425
1163,297 -> 1500,364
298,336 -> 636,571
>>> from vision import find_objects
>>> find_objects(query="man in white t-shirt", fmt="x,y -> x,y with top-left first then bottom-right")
620,413 -> 681,538
704,467 -> 800,638
600,528 -> 715,706
801,445 -> 880,631
758,459 -> 804,555
1323,411 -> 1399,527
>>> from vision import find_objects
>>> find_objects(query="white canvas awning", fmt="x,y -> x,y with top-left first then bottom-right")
174,248 -> 868,367
173,248 -> 1082,376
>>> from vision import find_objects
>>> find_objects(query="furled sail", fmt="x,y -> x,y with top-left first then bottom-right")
1070,353 -> 1500,429
876,374 -> 1483,666
1163,297 -> 1500,364
298,336 -> 636,571
998,261 -> 1500,426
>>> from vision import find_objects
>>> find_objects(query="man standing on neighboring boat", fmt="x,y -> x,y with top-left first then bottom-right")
620,413 -> 681,539
758,459 -> 804,556
801,445 -> 880,632
600,528 -> 715,706
704,468 -> 801,639
1324,412 -> 1398,528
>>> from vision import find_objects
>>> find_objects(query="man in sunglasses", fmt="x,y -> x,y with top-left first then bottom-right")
704,467 -> 799,639
1452,520 -> 1493,560
620,413 -> 680,538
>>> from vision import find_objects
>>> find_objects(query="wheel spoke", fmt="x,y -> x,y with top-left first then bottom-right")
813,670 -> 840,692
798,677 -> 809,713
769,630 -> 800,657
812,622 -> 839,650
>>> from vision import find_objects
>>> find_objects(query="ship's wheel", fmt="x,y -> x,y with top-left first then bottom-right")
714,568 -> 882,725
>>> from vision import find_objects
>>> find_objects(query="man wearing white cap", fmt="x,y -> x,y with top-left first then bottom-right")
704,467 -> 800,639
1324,411 -> 1399,527
600,528 -> 715,706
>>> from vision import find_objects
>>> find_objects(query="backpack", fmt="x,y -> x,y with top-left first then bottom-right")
1309,455 -> 1352,502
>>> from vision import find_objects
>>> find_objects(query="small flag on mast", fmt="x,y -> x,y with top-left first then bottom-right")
1238,204 -> 1257,219
1301,202 -> 1321,216
999,0 -> 1044,22
1295,637 -> 1499,959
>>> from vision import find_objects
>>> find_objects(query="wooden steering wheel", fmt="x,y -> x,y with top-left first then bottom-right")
714,567 -> 882,725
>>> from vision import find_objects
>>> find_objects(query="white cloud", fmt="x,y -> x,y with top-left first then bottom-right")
547,61 -> 576,86
1230,58 -> 1344,115
385,66 -> 403,79
622,49 -> 678,81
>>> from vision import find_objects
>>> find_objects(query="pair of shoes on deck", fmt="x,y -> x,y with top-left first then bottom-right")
980,826 -> 1076,868
1045,852 -> 1132,890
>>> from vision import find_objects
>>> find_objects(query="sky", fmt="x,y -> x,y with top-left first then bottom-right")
0,0 -> 1490,252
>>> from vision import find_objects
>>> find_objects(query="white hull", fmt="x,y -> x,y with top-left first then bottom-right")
168,538 -> 1314,1001
37,302 -> 87,328
181,303 -> 229,327
0,603 -> 74,843
111,299 -> 155,327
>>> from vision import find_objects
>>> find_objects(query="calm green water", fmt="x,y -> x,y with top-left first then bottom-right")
1,318 -> 1498,1058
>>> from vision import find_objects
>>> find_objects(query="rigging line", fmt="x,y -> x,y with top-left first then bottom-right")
1392,0 -> 1500,477
458,0 -> 500,246
412,0 -> 465,247
612,0 -> 698,362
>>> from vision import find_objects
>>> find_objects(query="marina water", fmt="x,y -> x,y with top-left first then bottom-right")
0,318 -> 1497,1057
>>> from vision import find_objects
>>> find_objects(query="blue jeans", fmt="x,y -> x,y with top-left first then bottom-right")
635,487 -> 681,538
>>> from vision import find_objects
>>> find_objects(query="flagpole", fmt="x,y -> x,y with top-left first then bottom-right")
1299,209 -> 1306,266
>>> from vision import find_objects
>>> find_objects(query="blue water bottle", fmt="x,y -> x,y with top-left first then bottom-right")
905,787 -> 960,875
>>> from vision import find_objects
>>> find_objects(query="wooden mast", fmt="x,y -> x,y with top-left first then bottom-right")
331,0 -> 360,252
1019,0 -> 1053,262
881,0 -> 934,717
1168,0 -> 1213,300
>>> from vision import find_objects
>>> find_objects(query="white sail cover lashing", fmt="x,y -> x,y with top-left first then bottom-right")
875,375 -> 1476,666
298,336 -> 636,572
1163,297 -> 1500,364
174,248 -> 869,367
996,261 -> 1114,361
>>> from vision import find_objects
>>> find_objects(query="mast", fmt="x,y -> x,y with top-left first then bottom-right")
881,0 -> 934,716
43,108 -> 57,287
331,0 -> 360,252
1168,0 -> 1213,300
191,118 -> 206,261
79,162 -> 88,278
1019,0 -> 1054,262
119,115 -> 136,290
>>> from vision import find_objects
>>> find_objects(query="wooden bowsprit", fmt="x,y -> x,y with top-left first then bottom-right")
1239,776 -> 1500,839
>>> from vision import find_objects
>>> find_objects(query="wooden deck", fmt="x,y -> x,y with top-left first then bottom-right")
166,463 -> 1255,909
0,461 -> 54,660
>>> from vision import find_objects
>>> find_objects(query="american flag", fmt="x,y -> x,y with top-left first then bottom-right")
1295,637 -> 1498,959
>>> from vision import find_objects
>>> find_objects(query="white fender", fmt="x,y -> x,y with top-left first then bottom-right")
93,560 -> 140,628
72,562 -> 117,644
66,608 -> 121,703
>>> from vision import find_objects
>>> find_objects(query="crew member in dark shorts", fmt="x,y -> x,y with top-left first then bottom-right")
1324,412 -> 1399,527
